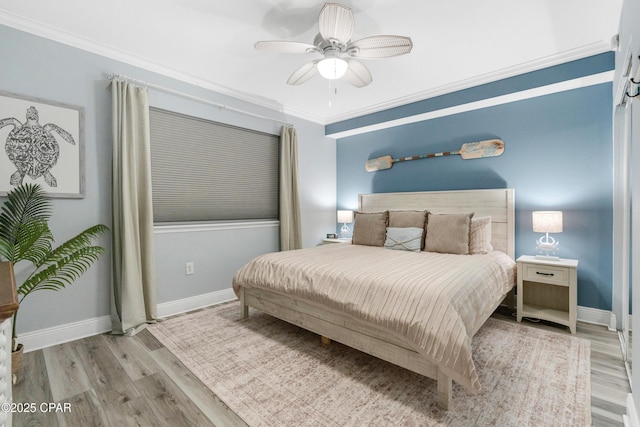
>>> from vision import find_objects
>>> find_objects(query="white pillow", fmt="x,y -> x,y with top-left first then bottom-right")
384,227 -> 423,252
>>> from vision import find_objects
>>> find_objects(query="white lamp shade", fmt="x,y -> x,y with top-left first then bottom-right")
532,211 -> 563,233
317,58 -> 348,79
337,210 -> 354,224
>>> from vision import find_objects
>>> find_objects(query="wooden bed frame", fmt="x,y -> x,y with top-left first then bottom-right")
238,188 -> 515,410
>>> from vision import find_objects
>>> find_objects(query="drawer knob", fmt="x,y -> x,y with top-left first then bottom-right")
536,271 -> 554,277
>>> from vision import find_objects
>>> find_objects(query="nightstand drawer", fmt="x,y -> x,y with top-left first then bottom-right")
522,263 -> 570,286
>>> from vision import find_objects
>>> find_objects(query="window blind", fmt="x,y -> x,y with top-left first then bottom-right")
149,108 -> 279,223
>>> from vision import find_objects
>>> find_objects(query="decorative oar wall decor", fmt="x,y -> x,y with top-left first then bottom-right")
365,139 -> 504,172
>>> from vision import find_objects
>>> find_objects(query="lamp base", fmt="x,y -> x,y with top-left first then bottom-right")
536,233 -> 560,261
340,223 -> 351,239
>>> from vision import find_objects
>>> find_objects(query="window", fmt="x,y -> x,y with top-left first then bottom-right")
149,108 -> 279,223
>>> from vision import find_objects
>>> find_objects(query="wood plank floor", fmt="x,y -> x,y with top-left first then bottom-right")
12,304 -> 630,426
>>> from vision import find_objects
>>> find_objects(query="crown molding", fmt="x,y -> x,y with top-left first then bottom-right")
0,11 -> 327,125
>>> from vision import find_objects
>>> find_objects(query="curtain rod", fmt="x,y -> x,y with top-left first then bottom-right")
108,73 -> 292,126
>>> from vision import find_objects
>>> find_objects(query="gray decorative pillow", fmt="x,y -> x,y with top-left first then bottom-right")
384,227 -> 423,252
389,210 -> 428,249
352,211 -> 388,246
425,212 -> 474,254
470,216 -> 493,254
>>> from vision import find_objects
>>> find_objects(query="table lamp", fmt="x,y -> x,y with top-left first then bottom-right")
337,210 -> 354,239
532,211 -> 563,261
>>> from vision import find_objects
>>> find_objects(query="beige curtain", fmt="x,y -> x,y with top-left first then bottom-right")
279,125 -> 302,250
110,79 -> 158,336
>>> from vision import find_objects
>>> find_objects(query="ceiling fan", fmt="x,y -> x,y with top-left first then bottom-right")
255,3 -> 413,88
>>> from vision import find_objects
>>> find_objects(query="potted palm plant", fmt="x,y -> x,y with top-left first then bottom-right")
0,183 -> 108,379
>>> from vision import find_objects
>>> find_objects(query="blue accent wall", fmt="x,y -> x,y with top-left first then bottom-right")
335,57 -> 614,311
327,53 -> 614,136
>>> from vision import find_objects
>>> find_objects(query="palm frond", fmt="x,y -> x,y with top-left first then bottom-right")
10,220 -> 53,265
18,246 -> 106,298
0,237 -> 11,262
47,224 -> 109,263
0,183 -> 51,242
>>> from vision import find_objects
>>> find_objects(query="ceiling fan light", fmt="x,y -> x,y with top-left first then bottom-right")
317,58 -> 348,79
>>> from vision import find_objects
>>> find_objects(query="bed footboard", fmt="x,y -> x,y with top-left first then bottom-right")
237,287 -> 452,410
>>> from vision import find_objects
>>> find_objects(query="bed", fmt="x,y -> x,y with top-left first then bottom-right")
233,188 -> 516,410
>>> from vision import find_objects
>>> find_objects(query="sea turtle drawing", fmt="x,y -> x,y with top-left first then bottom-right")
0,106 -> 75,187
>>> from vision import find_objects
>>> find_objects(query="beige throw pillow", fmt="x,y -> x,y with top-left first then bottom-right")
388,210 -> 427,228
425,212 -> 474,254
470,216 -> 493,254
352,211 -> 388,246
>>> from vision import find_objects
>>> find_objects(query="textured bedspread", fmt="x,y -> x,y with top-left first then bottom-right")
232,243 -> 516,392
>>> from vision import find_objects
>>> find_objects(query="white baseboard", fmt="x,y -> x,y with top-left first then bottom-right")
156,288 -> 237,318
577,305 -> 617,331
18,291 -> 617,352
19,314 -> 112,353
624,393 -> 640,427
20,288 -> 237,352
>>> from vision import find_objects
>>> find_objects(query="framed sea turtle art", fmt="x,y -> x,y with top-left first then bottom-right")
0,91 -> 84,198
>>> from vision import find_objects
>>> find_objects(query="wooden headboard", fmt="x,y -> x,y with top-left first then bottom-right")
358,188 -> 515,258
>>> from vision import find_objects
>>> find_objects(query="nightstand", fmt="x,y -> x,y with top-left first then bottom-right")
322,238 -> 351,244
516,255 -> 578,334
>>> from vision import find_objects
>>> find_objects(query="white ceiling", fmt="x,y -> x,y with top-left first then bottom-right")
0,0 -> 623,124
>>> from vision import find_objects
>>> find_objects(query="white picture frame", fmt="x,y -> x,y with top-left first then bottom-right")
0,91 -> 85,198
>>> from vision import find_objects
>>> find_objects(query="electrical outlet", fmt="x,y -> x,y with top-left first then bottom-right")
185,262 -> 195,275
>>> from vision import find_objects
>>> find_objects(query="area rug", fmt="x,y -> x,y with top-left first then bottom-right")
148,301 -> 591,427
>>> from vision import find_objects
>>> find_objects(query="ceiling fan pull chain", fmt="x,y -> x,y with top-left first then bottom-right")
328,81 -> 340,107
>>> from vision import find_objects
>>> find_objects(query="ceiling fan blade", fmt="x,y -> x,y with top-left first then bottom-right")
342,59 -> 372,88
255,40 -> 319,54
347,35 -> 413,58
318,3 -> 354,45
287,60 -> 320,85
